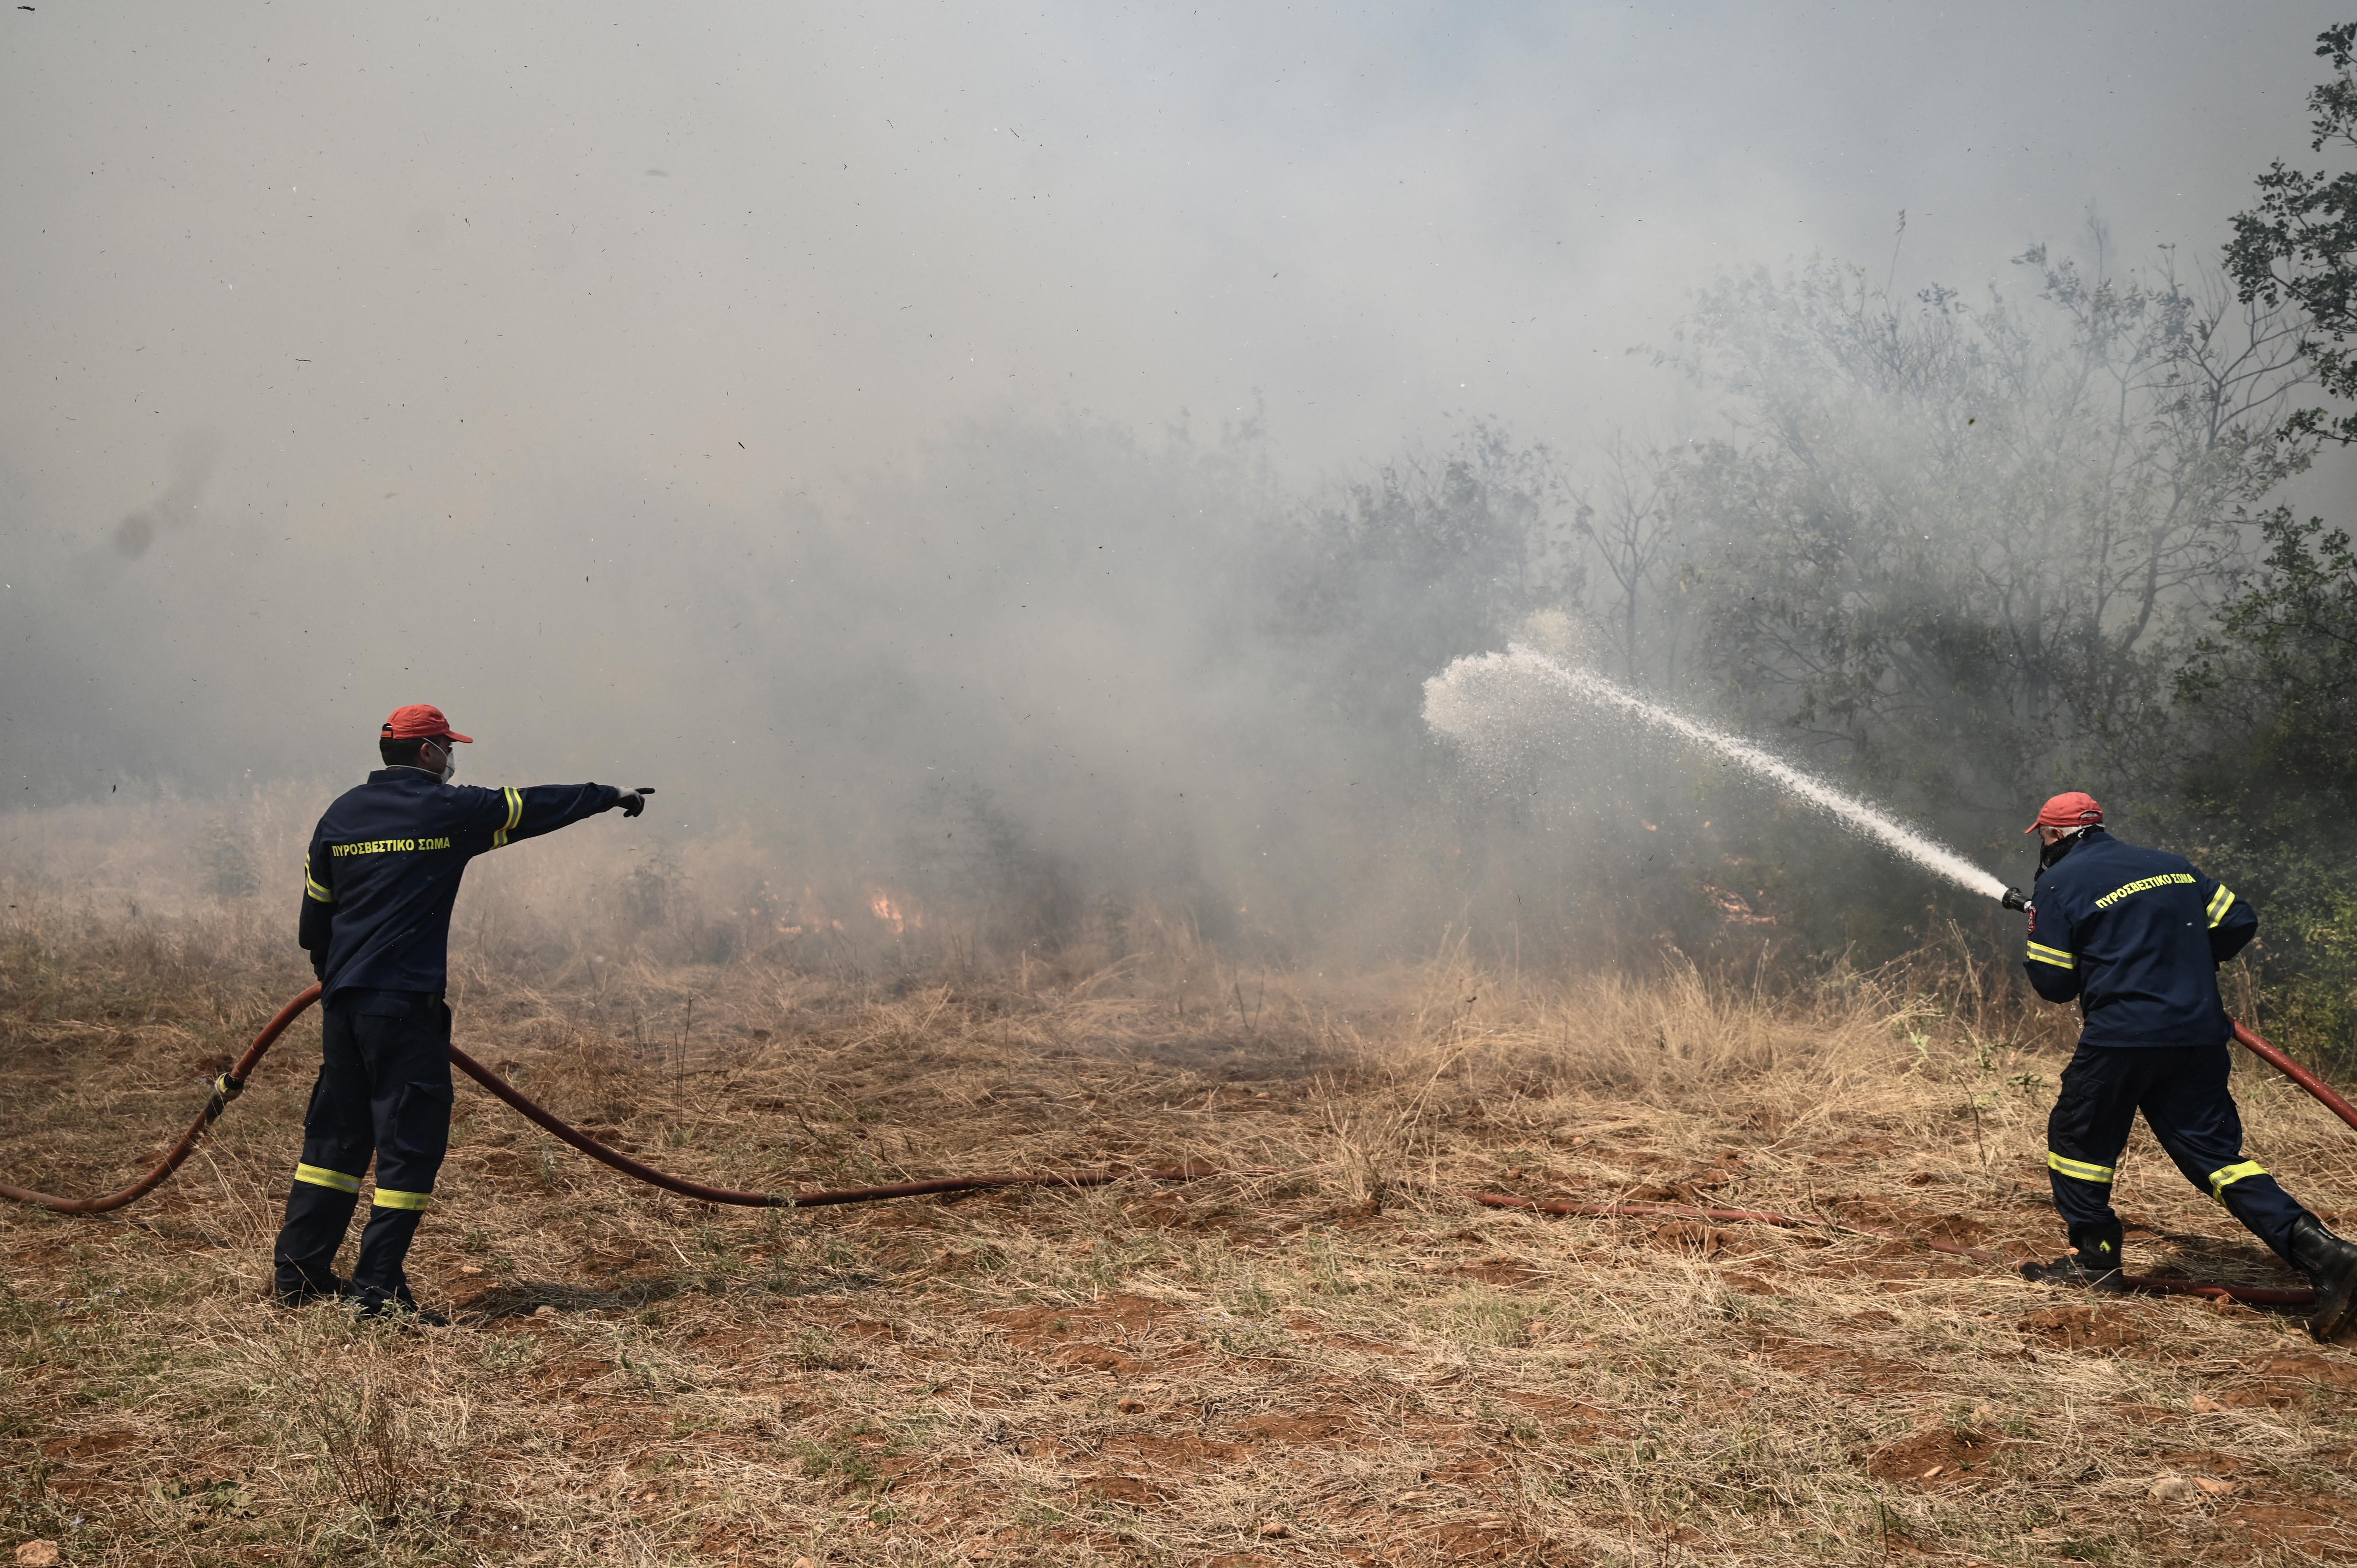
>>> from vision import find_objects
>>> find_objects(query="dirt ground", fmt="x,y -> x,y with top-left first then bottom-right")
5,906 -> 2357,1566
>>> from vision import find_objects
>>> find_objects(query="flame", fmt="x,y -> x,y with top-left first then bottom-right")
868,888 -> 919,934
1701,885 -> 1777,926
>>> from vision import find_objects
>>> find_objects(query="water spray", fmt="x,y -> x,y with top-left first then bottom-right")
1423,645 -> 2020,906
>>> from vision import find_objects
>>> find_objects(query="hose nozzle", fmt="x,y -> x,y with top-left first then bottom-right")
2001,886 -> 2030,913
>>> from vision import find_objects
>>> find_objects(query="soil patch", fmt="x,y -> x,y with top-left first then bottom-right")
2016,1303 -> 2151,1352
985,1291 -> 1174,1348
1867,1427 -> 2017,1490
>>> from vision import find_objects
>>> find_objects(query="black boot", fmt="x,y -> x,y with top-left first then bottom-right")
2287,1214 -> 2357,1342
2021,1220 -> 2127,1293
272,1183 -> 359,1306
355,1284 -> 451,1328
350,1206 -> 447,1326
278,1274 -> 355,1307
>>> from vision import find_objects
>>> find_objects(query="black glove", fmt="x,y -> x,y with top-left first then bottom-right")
617,787 -> 652,818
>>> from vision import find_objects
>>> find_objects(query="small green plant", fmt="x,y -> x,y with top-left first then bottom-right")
479,1334 -> 539,1375
793,1328 -> 850,1370
798,1434 -> 885,1494
1451,1287 -> 1532,1348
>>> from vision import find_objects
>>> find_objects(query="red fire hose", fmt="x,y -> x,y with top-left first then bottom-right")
0,985 -> 324,1216
0,984 -> 1226,1213
0,985 -> 2349,1309
2233,1021 -> 2357,1133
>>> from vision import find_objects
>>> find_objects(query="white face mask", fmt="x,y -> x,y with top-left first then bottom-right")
430,743 -> 456,783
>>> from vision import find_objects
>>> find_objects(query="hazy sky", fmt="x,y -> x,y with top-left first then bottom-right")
2,1 -> 2348,804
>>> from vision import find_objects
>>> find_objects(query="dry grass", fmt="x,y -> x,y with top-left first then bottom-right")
4,888 -> 2357,1566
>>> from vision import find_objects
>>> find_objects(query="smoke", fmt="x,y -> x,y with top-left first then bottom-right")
1,3 -> 2342,960
111,432 -> 220,562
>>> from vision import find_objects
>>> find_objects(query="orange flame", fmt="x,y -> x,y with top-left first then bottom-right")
868,888 -> 918,934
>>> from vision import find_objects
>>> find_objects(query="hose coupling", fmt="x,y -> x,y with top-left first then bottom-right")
2000,886 -> 2031,913
203,1072 -> 246,1118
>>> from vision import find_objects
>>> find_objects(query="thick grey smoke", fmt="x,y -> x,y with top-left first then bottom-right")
3,2 -> 2349,957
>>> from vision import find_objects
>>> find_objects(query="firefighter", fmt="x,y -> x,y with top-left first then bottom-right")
2019,791 -> 2357,1339
272,703 -> 647,1321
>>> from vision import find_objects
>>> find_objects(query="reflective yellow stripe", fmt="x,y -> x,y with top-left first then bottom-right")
491,785 -> 522,848
371,1187 -> 433,1212
2025,941 -> 2076,969
294,1163 -> 362,1194
2208,1160 -> 2267,1200
2207,886 -> 2236,928
304,865 -> 335,903
2047,1151 -> 2116,1184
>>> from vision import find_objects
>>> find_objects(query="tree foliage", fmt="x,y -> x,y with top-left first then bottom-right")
2181,511 -> 2357,811
2158,21 -> 2357,1059
2226,23 -> 2357,447
2174,510 -> 2357,1059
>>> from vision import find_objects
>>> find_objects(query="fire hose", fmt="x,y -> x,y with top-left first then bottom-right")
0,984 -> 1222,1214
1,984 -> 2351,1307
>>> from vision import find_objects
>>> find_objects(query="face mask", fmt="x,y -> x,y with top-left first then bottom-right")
433,745 -> 456,784
2038,831 -> 2079,873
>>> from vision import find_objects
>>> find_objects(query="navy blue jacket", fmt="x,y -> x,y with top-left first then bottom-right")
299,769 -> 624,999
2022,827 -> 2258,1047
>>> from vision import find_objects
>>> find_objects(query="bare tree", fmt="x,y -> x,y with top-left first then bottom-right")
1570,429 -> 1691,687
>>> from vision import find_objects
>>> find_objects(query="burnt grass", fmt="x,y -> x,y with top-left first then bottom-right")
5,911 -> 2357,1566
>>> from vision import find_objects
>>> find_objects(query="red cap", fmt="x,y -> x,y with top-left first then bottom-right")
381,703 -> 473,745
2027,791 -> 2102,834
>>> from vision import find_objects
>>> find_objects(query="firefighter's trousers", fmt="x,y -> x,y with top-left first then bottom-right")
271,988 -> 453,1307
2046,1040 -> 2311,1264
